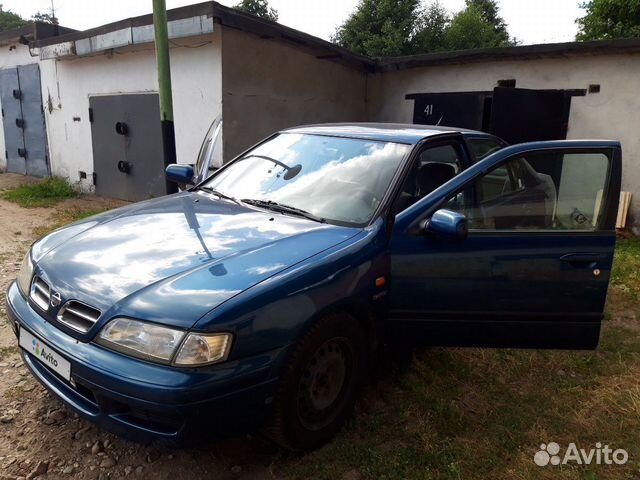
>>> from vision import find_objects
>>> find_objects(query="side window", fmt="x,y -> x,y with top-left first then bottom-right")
477,159 -> 526,203
394,143 -> 462,214
444,151 -> 611,231
467,137 -> 505,162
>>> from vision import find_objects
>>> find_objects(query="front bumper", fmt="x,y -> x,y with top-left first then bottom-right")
5,281 -> 284,446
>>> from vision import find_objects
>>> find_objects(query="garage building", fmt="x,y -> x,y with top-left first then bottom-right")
0,1 -> 638,232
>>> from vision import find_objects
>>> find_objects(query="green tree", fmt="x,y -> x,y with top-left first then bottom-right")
445,0 -> 516,50
32,10 -> 59,25
576,0 -> 640,40
332,0 -> 422,57
234,0 -> 278,22
412,1 -> 451,53
0,4 -> 27,32
334,0 -> 515,56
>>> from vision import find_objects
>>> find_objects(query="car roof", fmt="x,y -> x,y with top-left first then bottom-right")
281,123 -> 486,145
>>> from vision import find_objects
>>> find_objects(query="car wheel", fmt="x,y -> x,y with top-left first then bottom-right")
265,312 -> 367,451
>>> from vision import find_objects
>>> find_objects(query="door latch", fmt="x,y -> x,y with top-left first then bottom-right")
117,160 -> 132,174
15,118 -> 24,128
115,122 -> 129,136
17,148 -> 27,158
12,89 -> 22,100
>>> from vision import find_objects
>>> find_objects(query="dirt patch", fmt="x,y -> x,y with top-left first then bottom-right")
0,172 -> 639,480
0,173 -> 41,190
0,175 -> 278,480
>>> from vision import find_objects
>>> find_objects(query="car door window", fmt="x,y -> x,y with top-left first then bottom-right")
394,143 -> 462,214
444,151 -> 611,231
467,137 -> 505,161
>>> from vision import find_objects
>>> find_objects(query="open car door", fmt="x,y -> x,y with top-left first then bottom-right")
389,140 -> 621,349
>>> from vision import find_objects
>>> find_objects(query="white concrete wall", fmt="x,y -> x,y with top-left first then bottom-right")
220,26 -> 367,160
38,29 -> 222,189
368,54 -> 640,233
0,43 -> 39,172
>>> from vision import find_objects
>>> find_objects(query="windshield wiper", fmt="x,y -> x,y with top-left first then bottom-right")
242,199 -> 326,223
198,186 -> 242,205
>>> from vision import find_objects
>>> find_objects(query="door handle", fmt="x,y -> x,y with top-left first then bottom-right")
560,253 -> 602,269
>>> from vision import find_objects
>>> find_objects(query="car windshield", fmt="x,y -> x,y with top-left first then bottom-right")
202,133 -> 410,225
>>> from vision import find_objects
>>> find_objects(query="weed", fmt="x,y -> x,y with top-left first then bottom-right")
0,176 -> 78,208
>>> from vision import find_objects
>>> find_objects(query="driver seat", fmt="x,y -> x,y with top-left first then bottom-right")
416,162 -> 457,197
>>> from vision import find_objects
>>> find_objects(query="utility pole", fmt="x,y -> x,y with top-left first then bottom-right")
152,0 -> 178,194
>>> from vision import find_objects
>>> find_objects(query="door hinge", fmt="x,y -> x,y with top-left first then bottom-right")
1,108 -> 4,117
92,172 -> 97,186
88,107 -> 93,123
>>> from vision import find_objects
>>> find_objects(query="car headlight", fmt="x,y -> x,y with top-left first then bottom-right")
16,251 -> 34,298
96,318 -> 185,364
174,333 -> 232,366
96,318 -> 232,367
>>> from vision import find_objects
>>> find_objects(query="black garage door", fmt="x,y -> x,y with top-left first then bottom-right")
89,94 -> 166,201
409,87 -> 583,145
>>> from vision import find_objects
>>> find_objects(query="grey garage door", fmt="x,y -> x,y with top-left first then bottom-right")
0,64 -> 49,177
89,94 -> 166,201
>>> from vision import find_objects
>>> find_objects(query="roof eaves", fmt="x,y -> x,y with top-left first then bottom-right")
376,37 -> 640,72
32,1 -> 374,70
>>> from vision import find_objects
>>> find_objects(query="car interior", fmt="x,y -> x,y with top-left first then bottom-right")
393,144 -> 461,215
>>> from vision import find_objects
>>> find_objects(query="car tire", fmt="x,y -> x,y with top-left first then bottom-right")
264,312 -> 367,451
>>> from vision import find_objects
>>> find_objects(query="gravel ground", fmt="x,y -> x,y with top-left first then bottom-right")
0,174 -> 283,480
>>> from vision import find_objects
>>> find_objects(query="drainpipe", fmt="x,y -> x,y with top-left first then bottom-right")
152,0 -> 178,194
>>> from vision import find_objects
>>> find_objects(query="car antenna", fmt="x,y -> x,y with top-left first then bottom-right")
436,115 -> 444,126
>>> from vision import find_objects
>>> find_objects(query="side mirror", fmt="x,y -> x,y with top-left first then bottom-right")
166,164 -> 195,185
423,209 -> 468,240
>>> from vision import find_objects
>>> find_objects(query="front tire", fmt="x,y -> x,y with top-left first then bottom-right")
265,312 -> 367,451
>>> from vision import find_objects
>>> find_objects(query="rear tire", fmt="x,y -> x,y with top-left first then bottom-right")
264,312 -> 367,451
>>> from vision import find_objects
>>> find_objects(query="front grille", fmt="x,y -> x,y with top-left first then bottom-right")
57,301 -> 101,333
30,276 -> 51,311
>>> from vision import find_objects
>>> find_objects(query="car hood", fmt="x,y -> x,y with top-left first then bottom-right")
35,192 -> 359,329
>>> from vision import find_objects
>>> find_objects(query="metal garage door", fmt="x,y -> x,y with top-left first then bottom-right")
0,64 -> 49,176
89,94 -> 166,201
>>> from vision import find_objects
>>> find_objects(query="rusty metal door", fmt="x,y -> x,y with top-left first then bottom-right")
0,64 -> 49,176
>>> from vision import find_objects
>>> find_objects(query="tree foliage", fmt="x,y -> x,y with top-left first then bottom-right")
234,0 -> 278,22
0,4 -> 27,32
446,0 -> 515,50
576,0 -> 640,40
32,11 -> 59,25
334,0 -> 516,57
333,0 -> 421,57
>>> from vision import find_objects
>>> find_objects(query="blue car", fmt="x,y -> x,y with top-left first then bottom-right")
6,123 -> 621,450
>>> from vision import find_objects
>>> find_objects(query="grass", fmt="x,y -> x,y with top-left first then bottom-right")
0,184 -> 637,478
0,176 -> 78,208
32,207 -> 111,238
611,236 -> 640,303
278,237 -> 640,480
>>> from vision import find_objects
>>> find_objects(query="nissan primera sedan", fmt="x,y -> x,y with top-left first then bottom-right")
7,123 -> 621,450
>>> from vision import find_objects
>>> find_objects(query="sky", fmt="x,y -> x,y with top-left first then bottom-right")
2,0 -> 586,46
